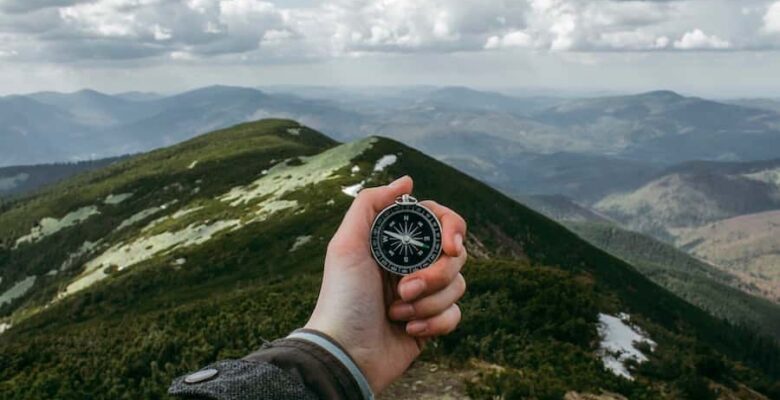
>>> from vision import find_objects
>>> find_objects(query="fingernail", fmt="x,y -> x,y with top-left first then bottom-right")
455,234 -> 464,254
393,303 -> 415,320
400,279 -> 426,301
389,175 -> 408,188
407,320 -> 428,335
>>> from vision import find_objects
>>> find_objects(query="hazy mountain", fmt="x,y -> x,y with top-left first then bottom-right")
532,91 -> 780,164
517,194 -> 613,223
0,86 -> 365,167
0,157 -> 126,199
595,158 -> 780,239
3,86 -> 780,203
28,89 -> 159,127
673,210 -> 780,303
113,91 -> 164,102
0,96 -> 101,166
725,98 -> 780,115
1,120 -> 777,399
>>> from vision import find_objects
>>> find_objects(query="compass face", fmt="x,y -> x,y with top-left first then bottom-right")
370,202 -> 442,275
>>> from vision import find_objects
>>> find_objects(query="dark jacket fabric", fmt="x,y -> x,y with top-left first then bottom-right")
169,330 -> 367,400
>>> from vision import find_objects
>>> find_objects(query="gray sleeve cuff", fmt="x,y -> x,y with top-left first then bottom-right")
286,329 -> 375,400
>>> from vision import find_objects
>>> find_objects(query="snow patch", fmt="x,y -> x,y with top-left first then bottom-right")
63,219 -> 241,298
220,138 -> 375,207
0,276 -> 36,306
173,258 -> 187,266
597,313 -> 656,380
0,322 -> 11,334
287,127 -> 301,135
351,165 -> 361,174
373,154 -> 398,172
61,240 -> 101,271
743,168 -> 780,187
0,173 -> 29,191
342,181 -> 364,197
105,193 -> 133,205
326,199 -> 336,206
172,206 -> 205,219
188,160 -> 199,169
15,206 -> 100,247
116,207 -> 165,232
46,269 -> 58,276
290,235 -> 313,252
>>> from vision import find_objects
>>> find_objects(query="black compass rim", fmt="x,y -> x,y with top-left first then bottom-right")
369,200 -> 443,276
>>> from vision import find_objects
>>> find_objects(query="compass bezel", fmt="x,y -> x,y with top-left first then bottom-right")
370,201 -> 443,275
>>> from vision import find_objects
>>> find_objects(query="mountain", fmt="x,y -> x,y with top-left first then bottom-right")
28,89 -> 159,127
414,86 -> 560,114
0,96 -> 99,166
518,194 -> 613,223
461,152 -> 661,202
4,86 -> 780,201
516,194 -> 780,339
595,158 -> 780,239
532,91 -> 780,164
0,86 -> 365,167
726,99 -> 780,115
0,157 -> 126,199
565,221 -> 780,338
1,120 -> 778,399
672,210 -> 780,303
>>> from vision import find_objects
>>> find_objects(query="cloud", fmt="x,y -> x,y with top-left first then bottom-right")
484,31 -> 533,49
0,0 -> 773,65
673,29 -> 731,50
764,1 -> 780,33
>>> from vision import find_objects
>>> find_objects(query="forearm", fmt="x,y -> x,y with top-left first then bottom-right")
169,329 -> 373,400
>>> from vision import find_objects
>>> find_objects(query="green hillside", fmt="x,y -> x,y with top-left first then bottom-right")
566,221 -> 780,340
1,120 -> 779,399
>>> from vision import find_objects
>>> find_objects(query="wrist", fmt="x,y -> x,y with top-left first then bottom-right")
290,328 -> 375,400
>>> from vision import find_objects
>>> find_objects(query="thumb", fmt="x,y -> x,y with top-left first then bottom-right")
333,176 -> 414,242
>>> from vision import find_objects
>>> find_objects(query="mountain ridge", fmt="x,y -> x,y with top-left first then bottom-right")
1,119 -> 778,399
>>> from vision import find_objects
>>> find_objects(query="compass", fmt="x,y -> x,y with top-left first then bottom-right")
370,194 -> 443,275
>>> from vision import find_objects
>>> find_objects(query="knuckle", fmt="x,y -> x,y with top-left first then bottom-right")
428,268 -> 451,289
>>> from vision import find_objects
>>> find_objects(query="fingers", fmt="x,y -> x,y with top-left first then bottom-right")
419,200 -> 467,257
398,247 -> 467,302
389,273 -> 466,321
329,176 -> 413,251
405,304 -> 461,337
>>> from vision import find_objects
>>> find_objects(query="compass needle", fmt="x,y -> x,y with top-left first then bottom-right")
370,194 -> 443,275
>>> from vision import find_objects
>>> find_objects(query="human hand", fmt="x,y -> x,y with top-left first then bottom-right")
304,175 -> 468,393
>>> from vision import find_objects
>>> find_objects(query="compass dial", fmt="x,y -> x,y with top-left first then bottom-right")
370,201 -> 442,275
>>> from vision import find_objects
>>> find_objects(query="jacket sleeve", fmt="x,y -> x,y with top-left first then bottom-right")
168,329 -> 374,400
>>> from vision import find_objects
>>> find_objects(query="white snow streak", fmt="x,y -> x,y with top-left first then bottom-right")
15,206 -> 100,247
373,154 -> 398,172
597,313 -> 656,380
0,276 -> 36,306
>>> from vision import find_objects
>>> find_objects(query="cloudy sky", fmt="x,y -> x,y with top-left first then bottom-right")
1,0 -> 779,96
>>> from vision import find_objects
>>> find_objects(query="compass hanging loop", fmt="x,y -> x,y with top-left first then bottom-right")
396,194 -> 418,205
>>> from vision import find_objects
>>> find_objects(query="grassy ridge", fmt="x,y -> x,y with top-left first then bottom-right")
0,119 -> 779,399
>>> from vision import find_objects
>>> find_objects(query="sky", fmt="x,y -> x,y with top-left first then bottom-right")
0,0 -> 779,97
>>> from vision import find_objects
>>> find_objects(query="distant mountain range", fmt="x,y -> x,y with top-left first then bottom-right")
0,157 -> 126,199
3,86 -> 780,177
1,120 -> 778,399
